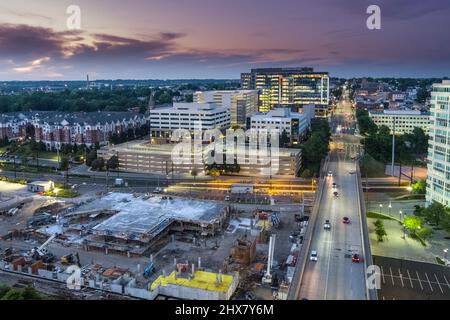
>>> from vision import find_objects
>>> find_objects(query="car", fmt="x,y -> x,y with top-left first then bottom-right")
327,171 -> 333,177
342,217 -> 350,224
332,182 -> 337,189
153,187 -> 163,194
310,250 -> 318,261
349,170 -> 356,174
333,191 -> 339,197
324,220 -> 331,230
352,254 -> 361,263
224,195 -> 230,201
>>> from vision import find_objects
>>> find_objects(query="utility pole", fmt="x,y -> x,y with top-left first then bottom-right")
391,117 -> 396,177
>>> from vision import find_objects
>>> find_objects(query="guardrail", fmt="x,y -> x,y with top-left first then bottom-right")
355,164 -> 378,300
287,155 -> 330,300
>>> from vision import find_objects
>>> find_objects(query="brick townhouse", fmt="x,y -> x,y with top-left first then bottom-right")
0,111 -> 147,149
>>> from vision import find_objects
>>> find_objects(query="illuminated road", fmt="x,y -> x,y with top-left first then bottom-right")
299,88 -> 367,300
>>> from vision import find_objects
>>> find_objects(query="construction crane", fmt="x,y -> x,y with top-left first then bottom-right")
30,233 -> 57,262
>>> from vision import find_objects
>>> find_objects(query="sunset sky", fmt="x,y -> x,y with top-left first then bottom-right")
0,0 -> 449,80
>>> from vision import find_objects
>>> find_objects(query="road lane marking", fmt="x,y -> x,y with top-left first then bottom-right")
398,269 -> 404,287
434,274 -> 444,294
424,273 -> 433,291
444,275 -> 450,289
389,267 -> 395,286
406,269 -> 413,289
380,266 -> 386,284
416,271 -> 424,290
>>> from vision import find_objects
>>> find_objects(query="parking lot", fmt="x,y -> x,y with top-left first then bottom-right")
373,255 -> 450,300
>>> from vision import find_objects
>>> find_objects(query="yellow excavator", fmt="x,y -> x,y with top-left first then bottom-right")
60,253 -> 81,267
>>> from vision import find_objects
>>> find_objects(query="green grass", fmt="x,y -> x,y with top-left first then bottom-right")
366,211 -> 398,221
44,188 -> 80,198
36,151 -> 59,160
436,257 -> 446,265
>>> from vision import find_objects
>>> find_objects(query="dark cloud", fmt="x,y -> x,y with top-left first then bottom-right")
0,24 -> 65,61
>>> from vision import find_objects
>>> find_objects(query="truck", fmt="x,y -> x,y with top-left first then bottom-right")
230,184 -> 253,194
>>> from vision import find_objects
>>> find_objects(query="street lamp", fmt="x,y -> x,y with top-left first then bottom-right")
406,186 -> 413,192
388,202 -> 392,216
399,210 -> 403,221
379,203 -> 383,214
444,248 -> 448,260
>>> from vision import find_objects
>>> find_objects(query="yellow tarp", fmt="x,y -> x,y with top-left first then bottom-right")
151,270 -> 234,293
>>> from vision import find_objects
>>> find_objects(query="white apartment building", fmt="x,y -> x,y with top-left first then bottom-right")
368,110 -> 431,135
426,80 -> 450,206
149,102 -> 230,137
194,90 -> 258,126
247,105 -> 314,144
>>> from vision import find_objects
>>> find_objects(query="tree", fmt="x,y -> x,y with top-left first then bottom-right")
22,286 -> 42,300
1,288 -> 25,300
85,149 -> 97,166
280,130 -> 290,147
106,155 -> 119,170
374,219 -> 387,242
25,123 -> 35,140
404,215 -> 423,232
59,155 -> 70,171
91,158 -> 105,171
411,179 -> 426,194
356,109 -> 378,135
422,201 -> 447,226
300,168 -> 312,179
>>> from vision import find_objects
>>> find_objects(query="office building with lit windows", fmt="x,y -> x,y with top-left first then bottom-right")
240,67 -> 329,116
368,110 -> 430,135
426,80 -> 450,206
194,90 -> 258,127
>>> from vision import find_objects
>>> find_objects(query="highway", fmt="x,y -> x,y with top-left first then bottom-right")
298,88 -> 367,300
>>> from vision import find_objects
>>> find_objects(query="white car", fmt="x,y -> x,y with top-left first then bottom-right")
332,182 -> 337,189
224,195 -> 230,201
324,220 -> 331,230
327,171 -> 333,177
310,250 -> 318,261
349,170 -> 356,175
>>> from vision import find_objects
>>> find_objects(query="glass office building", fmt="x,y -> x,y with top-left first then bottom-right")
426,80 -> 450,206
241,67 -> 329,116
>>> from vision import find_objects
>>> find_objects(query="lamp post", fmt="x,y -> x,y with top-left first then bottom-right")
399,210 -> 403,221
379,203 -> 383,214
444,248 -> 448,260
388,202 -> 392,216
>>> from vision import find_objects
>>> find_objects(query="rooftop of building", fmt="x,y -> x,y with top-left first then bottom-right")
75,192 -> 224,237
369,109 -> 430,116
149,102 -> 228,113
101,140 -> 301,157
151,270 -> 234,293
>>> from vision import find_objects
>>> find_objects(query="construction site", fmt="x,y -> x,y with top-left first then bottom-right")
0,180 -> 312,300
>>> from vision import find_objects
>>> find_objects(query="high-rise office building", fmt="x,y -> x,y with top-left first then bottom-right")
194,90 -> 258,126
426,80 -> 450,205
240,67 -> 329,116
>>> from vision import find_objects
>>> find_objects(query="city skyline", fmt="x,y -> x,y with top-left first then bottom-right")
0,0 -> 450,80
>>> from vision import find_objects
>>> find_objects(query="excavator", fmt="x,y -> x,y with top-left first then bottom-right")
60,252 -> 81,267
